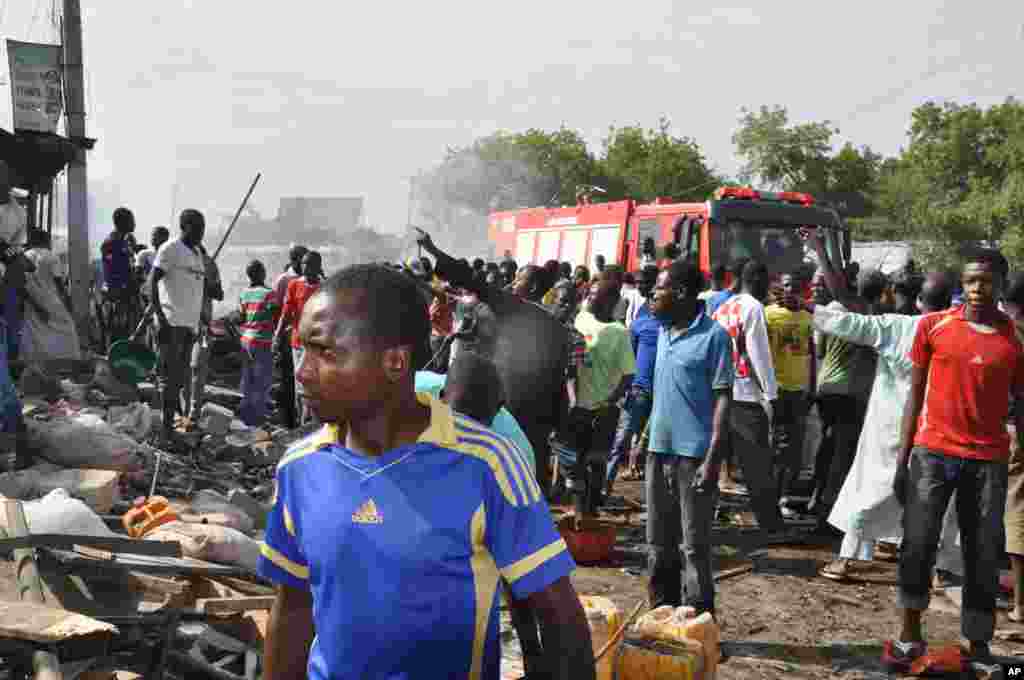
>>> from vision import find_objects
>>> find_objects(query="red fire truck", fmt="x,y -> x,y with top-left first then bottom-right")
487,186 -> 851,277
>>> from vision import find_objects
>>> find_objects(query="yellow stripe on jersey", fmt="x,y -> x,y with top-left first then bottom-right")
260,542 -> 310,580
277,424 -> 341,470
283,504 -> 296,537
452,413 -> 540,503
453,441 -> 521,506
500,538 -> 569,584
454,417 -> 541,505
468,504 -> 500,680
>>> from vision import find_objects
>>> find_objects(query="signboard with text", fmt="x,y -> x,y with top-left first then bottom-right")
6,39 -> 63,134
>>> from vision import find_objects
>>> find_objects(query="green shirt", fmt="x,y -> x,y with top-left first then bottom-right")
574,310 -> 637,410
817,301 -> 876,399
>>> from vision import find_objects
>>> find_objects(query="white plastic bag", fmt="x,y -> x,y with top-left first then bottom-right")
20,488 -> 117,537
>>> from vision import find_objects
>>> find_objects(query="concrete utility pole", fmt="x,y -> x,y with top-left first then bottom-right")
63,0 -> 90,329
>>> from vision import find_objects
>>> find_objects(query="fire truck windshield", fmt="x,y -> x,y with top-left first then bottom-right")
712,220 -> 843,276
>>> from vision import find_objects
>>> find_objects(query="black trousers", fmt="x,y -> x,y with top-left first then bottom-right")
560,406 -> 619,513
275,334 -> 297,430
728,402 -> 784,531
815,393 -> 867,511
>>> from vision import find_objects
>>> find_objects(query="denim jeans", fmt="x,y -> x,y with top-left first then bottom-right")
0,319 -> 22,434
605,386 -> 653,490
239,346 -> 274,427
898,447 -> 1008,643
646,453 -> 718,614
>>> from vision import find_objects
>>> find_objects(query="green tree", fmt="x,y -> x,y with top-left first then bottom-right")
732,105 -> 837,193
417,128 -> 602,217
874,98 -> 1024,269
829,143 -> 883,196
599,117 -> 719,202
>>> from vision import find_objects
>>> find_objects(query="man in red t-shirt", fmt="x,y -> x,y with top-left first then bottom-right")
885,248 -> 1024,670
275,251 -> 323,426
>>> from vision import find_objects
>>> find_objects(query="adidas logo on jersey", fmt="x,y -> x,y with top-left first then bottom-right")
352,499 -> 383,524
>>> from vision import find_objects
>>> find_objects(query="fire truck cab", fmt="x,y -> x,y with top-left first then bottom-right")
488,187 -> 850,278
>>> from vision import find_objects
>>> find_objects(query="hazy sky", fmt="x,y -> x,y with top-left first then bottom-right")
1,0 -> 1021,242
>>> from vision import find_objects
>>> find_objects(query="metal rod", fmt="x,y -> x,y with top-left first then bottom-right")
211,173 -> 261,262
149,451 -> 162,500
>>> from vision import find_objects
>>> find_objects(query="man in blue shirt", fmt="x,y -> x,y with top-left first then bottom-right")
605,265 -> 660,496
258,264 -> 595,680
646,259 -> 734,616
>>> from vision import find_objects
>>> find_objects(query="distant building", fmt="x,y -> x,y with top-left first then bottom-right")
278,197 -> 364,241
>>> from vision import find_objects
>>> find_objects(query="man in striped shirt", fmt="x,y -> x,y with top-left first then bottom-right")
238,260 -> 279,427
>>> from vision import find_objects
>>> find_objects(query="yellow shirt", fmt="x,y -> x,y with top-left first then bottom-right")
764,304 -> 813,392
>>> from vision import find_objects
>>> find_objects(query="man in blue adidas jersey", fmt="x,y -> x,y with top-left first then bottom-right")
259,264 -> 595,680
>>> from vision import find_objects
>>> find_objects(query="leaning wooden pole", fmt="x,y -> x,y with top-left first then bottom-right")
1,500 -> 64,680
212,173 -> 261,262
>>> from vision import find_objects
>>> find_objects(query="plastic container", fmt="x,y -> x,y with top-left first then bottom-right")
558,516 -> 618,564
630,606 -> 720,679
579,596 -> 622,680
123,496 -> 179,538
615,637 -> 705,680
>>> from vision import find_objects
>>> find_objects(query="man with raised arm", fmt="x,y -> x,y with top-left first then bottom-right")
801,228 -> 961,587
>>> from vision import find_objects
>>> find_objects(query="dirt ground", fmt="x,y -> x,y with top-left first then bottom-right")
566,478 -> 1024,679
203,366 -> 1024,678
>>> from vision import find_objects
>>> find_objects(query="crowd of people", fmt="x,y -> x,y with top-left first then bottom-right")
260,225 -> 1019,675
1,159 -> 1023,676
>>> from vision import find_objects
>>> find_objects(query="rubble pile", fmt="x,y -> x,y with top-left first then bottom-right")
0,358 -> 298,679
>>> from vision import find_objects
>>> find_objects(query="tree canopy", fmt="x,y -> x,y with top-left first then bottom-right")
415,119 -> 721,220
874,98 -> 1024,267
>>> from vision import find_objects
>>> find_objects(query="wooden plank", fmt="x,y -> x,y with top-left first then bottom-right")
0,601 -> 117,643
205,576 -> 274,598
0,535 -> 182,557
125,572 -> 191,598
45,550 -> 248,578
714,564 -> 754,582
74,546 -> 113,561
197,596 -> 276,615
